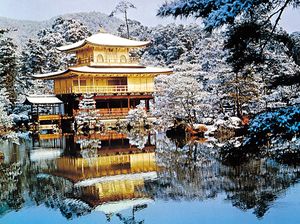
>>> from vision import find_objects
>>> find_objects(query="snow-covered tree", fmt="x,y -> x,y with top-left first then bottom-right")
0,31 -> 18,105
75,94 -> 100,130
0,88 -> 13,132
157,1 -> 300,117
110,1 -> 136,38
19,39 -> 46,93
142,24 -> 202,66
154,74 -> 208,128
50,17 -> 91,44
126,102 -> 148,127
127,128 -> 149,149
19,17 -> 91,95
157,0 -> 300,32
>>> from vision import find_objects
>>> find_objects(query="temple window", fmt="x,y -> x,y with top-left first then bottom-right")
73,80 -> 87,86
120,55 -> 127,63
97,54 -> 104,63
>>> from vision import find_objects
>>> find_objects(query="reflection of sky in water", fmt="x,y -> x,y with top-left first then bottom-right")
2,187 -> 300,224
0,131 -> 300,224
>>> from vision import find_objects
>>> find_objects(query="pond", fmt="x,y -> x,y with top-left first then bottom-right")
0,130 -> 300,224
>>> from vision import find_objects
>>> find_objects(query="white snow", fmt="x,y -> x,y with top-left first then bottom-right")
57,32 -> 150,52
95,198 -> 153,214
32,70 -> 67,79
26,95 -> 63,104
33,66 -> 172,79
30,148 -> 62,161
70,66 -> 172,74
74,171 -> 157,187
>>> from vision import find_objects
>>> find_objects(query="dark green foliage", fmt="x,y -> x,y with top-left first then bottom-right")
245,105 -> 300,146
225,22 -> 266,72
157,0 -> 274,31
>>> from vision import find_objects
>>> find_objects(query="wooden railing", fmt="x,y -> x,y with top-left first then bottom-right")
73,108 -> 130,117
71,57 -> 140,66
38,114 -> 62,121
72,85 -> 154,94
73,85 -> 128,94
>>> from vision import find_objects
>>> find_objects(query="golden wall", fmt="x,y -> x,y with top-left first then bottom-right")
54,76 -> 155,94
52,152 -> 157,182
128,77 -> 154,92
74,46 -> 133,65
92,47 -> 129,64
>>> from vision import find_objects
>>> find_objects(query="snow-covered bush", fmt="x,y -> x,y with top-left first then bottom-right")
75,94 -> 100,130
126,102 -> 148,127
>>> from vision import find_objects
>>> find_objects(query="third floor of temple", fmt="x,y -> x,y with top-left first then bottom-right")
57,31 -> 150,67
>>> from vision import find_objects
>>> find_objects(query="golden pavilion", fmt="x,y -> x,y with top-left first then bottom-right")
32,31 -> 172,121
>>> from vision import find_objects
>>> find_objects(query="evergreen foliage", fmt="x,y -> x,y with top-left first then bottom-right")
0,30 -> 18,104
245,105 -> 300,146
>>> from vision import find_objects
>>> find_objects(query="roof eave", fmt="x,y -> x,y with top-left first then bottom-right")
57,40 -> 151,53
32,70 -> 70,80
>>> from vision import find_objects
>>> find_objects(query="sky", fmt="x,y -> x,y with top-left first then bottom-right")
0,0 -> 299,33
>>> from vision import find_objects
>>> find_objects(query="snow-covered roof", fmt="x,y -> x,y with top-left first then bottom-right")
70,66 -> 173,74
33,66 -> 173,79
95,198 -> 153,214
75,171 -> 158,187
30,148 -> 62,161
26,95 -> 63,104
32,70 -> 68,79
57,32 -> 150,52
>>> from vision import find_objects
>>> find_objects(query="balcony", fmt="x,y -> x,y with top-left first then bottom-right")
73,108 -> 130,118
70,56 -> 140,66
71,85 -> 154,94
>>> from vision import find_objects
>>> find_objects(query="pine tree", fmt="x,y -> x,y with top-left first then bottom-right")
110,1 -> 136,38
0,31 -> 18,105
0,88 -> 13,132
19,39 -> 46,93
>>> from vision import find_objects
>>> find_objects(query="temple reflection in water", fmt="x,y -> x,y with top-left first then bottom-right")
31,131 -> 157,218
1,131 -> 300,222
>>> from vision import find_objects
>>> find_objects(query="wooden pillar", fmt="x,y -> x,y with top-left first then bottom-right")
146,99 -> 150,112
92,75 -> 95,92
128,97 -> 130,110
78,75 -> 81,93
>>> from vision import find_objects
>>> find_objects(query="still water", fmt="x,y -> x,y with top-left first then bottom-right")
0,130 -> 300,224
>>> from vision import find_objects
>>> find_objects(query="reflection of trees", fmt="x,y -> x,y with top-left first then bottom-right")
222,159 -> 300,218
27,174 -> 92,219
78,139 -> 101,165
150,144 -> 223,201
0,162 -> 24,216
151,142 -> 300,218
115,204 -> 147,224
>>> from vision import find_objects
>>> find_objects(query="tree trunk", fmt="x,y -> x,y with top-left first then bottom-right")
124,10 -> 130,39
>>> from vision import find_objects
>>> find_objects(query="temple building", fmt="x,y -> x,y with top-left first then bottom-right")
33,31 -> 172,121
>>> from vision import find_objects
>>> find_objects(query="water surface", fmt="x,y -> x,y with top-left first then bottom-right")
0,131 -> 300,224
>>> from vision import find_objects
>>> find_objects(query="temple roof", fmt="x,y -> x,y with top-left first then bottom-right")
25,95 -> 63,104
57,32 -> 150,52
33,66 -> 173,79
95,198 -> 153,214
75,171 -> 158,187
